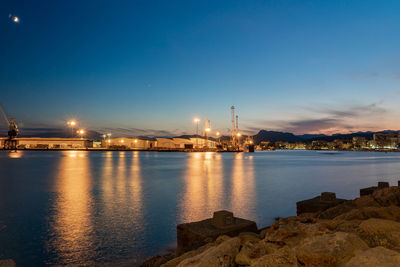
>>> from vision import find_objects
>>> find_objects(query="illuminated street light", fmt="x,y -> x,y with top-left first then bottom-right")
134,139 -> 138,143
102,134 -> 106,140
216,131 -> 220,143
120,139 -> 125,143
76,129 -> 85,139
237,132 -> 241,137
67,120 -> 77,137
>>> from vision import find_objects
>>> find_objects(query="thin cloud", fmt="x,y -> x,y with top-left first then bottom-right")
99,127 -> 177,137
245,101 -> 388,135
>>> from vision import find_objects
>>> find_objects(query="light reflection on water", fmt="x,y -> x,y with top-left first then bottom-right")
1,150 -> 400,265
49,151 -> 94,264
180,152 -> 225,222
231,153 -> 255,219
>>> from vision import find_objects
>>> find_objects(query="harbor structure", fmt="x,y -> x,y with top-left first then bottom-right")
102,137 -> 157,149
231,106 -> 236,148
3,137 -> 93,149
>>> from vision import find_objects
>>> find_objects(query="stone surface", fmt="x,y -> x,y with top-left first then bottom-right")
358,218 -> 400,250
317,201 -> 356,220
296,193 -> 346,215
360,186 -> 377,196
378,181 -> 390,189
235,240 -> 266,265
264,216 -> 329,248
0,260 -> 15,267
177,237 -> 240,267
320,192 -> 336,201
250,247 -> 297,267
212,210 -> 234,229
344,246 -> 400,267
296,252 -> 337,267
177,211 -> 257,253
141,254 -> 174,267
333,206 -> 400,222
161,243 -> 214,267
371,187 -> 400,207
295,231 -> 369,265
238,232 -> 261,244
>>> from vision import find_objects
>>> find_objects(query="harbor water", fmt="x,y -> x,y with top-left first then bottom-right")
1,150 -> 400,265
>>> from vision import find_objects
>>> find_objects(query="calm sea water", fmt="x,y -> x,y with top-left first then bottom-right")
1,150 -> 400,265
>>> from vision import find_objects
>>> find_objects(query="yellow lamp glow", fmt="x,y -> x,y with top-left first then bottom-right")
67,120 -> 76,126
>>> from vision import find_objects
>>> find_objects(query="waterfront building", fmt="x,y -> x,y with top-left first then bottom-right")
352,137 -> 367,149
311,140 -> 328,150
172,138 -> 194,149
373,132 -> 400,149
102,137 -> 157,149
155,138 -> 176,149
189,137 -> 216,148
9,137 -> 93,149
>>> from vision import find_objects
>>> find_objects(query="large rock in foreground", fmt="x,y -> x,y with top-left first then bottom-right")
0,259 -> 16,267
146,184 -> 400,267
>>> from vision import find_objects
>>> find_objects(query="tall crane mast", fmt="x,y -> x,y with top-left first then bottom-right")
231,106 -> 236,147
0,104 -> 10,128
236,115 -> 239,134
0,104 -> 19,149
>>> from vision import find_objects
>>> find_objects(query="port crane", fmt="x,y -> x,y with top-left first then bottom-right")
0,104 -> 19,149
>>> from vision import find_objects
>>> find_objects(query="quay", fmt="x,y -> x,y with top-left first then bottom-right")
0,137 -> 249,152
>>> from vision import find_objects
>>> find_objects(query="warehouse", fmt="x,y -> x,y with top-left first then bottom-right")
13,138 -> 92,149
102,137 -> 157,149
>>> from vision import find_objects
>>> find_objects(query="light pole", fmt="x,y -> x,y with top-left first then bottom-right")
236,132 -> 241,150
67,120 -> 76,138
205,127 -> 211,148
216,131 -> 220,144
193,118 -> 200,148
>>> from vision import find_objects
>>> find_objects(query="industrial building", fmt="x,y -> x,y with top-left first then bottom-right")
0,137 -> 93,149
101,137 -> 157,149
100,137 -> 216,150
373,132 -> 400,149
189,137 -> 216,148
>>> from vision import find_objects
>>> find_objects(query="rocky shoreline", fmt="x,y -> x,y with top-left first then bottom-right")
142,182 -> 400,266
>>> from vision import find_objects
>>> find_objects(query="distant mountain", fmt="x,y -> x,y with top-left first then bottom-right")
253,130 -> 303,144
297,134 -> 327,140
311,132 -> 374,142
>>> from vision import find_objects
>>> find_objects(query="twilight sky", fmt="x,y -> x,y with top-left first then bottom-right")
1,0 -> 400,137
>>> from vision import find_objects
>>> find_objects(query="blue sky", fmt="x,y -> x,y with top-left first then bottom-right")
1,0 -> 400,136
